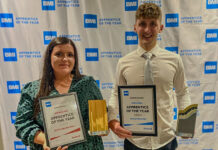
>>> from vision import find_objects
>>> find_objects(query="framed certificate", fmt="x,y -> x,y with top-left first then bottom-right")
39,92 -> 86,149
118,85 -> 157,136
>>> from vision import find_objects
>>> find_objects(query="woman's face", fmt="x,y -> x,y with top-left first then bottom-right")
51,43 -> 75,78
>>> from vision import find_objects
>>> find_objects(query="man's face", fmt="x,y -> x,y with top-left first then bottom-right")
134,17 -> 163,50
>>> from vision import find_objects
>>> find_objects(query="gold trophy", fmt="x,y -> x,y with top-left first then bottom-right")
88,100 -> 109,135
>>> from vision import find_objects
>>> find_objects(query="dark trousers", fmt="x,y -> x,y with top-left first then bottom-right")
124,138 -> 178,150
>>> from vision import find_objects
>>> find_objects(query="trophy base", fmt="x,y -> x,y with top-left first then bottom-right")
176,132 -> 193,138
88,130 -> 109,136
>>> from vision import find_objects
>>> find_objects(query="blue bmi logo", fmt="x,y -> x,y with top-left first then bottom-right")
205,29 -> 218,42
165,47 -> 178,54
125,31 -> 138,45
173,107 -> 177,120
125,0 -> 138,11
124,91 -> 129,96
7,81 -> 21,94
202,121 -> 214,133
206,0 -> 218,9
95,80 -> 100,88
43,31 -> 57,45
14,141 -> 27,150
0,13 -> 14,28
10,112 -> 17,124
85,48 -> 99,61
45,101 -> 51,107
42,0 -> 55,11
3,48 -> 17,61
204,61 -> 217,74
165,14 -> 179,27
203,92 -> 216,104
84,14 -> 97,28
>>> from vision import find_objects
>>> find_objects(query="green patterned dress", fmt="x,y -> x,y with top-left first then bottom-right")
15,76 -> 104,150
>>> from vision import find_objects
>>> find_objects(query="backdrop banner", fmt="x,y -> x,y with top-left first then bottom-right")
0,0 -> 218,150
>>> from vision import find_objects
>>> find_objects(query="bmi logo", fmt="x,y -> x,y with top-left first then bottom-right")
206,0 -> 218,9
203,92 -> 216,104
125,0 -> 138,11
10,112 -> 17,124
204,61 -> 217,74
165,14 -> 179,27
0,13 -> 14,28
14,141 -> 27,150
165,47 -> 178,54
43,31 -> 57,45
7,81 -> 21,94
42,0 -> 55,11
125,31 -> 138,45
202,121 -> 214,133
84,14 -> 97,28
95,80 -> 100,88
3,48 -> 17,61
45,101 -> 52,107
173,107 -> 177,120
205,29 -> 218,42
124,91 -> 129,96
85,48 -> 99,61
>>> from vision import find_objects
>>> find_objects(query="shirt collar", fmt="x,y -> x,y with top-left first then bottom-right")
137,44 -> 160,57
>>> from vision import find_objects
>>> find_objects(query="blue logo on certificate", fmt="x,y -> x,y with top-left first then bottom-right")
45,101 -> 52,107
124,91 -> 129,96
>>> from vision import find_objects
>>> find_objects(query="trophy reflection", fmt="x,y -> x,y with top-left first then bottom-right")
88,100 -> 109,135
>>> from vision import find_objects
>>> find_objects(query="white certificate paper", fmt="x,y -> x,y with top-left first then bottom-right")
118,85 -> 157,136
40,92 -> 86,149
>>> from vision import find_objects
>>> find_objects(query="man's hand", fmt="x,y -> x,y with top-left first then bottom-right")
109,120 -> 132,138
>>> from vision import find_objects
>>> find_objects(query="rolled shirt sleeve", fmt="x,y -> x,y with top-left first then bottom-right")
174,56 -> 191,110
108,59 -> 127,122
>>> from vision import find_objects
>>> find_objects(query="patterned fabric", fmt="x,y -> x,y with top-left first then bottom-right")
14,76 -> 104,150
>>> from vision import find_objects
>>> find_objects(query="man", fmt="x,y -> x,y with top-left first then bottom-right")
108,3 -> 191,150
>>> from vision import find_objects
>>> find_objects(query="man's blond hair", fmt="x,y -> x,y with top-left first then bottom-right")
135,3 -> 162,22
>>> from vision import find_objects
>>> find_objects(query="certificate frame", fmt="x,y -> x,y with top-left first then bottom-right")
39,92 -> 86,149
118,85 -> 157,136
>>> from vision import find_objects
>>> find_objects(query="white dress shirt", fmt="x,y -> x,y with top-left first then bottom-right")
108,44 -> 191,149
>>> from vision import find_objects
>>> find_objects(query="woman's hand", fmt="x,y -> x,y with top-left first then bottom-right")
34,131 -> 68,150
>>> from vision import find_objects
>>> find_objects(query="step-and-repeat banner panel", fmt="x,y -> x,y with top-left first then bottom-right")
0,0 -> 217,150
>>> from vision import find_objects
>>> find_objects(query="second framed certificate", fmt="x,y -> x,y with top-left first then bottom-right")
118,85 -> 157,136
39,92 -> 86,149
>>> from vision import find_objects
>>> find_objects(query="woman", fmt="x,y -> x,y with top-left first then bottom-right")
14,37 -> 104,150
